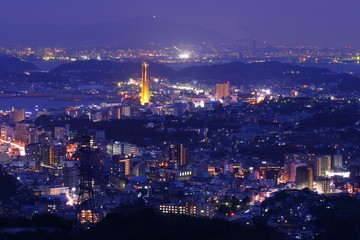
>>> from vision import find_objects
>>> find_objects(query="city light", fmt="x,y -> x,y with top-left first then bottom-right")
179,53 -> 190,59
325,172 -> 350,178
0,4 -> 358,237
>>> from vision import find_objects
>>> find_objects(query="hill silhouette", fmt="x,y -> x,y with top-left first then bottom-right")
0,56 -> 358,91
50,60 -> 356,87
0,209 -> 281,240
0,55 -> 38,74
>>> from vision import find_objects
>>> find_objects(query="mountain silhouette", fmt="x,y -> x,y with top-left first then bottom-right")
0,55 -> 38,73
0,56 -> 357,91
50,60 -> 356,87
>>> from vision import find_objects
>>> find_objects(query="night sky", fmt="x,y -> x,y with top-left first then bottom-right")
1,0 -> 359,47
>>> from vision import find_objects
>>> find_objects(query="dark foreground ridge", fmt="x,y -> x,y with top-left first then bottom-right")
0,208 -> 280,240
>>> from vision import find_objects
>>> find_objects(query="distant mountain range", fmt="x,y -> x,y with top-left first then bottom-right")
50,60 -> 175,84
50,60 -> 355,87
0,16 -> 229,47
0,55 -> 358,91
177,61 -> 347,84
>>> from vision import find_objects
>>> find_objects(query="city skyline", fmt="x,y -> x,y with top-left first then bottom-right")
0,1 -> 360,239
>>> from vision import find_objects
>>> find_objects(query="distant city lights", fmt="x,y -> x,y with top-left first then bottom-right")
179,53 -> 190,59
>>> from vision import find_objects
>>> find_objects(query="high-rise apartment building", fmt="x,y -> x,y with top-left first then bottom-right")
314,155 -> 331,180
168,144 -> 188,166
14,122 -> 36,144
109,157 -> 131,177
332,154 -> 343,169
316,177 -> 331,194
215,82 -> 230,101
284,161 -> 306,182
54,127 -> 68,141
13,109 -> 26,122
296,166 -> 314,190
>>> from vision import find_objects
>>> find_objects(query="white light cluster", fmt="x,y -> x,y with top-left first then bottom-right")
179,53 -> 190,59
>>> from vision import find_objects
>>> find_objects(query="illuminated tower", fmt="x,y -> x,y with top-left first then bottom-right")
141,61 -> 150,105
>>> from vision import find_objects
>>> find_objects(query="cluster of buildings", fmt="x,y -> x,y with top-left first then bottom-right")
0,60 -> 360,237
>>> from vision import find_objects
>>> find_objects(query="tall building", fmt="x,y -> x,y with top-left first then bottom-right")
25,143 -> 41,171
168,144 -> 188,166
40,145 -> 55,166
316,177 -> 331,194
332,154 -> 343,170
140,61 -> 150,105
109,157 -> 131,177
314,155 -> 331,180
12,109 -> 25,122
112,106 -> 122,120
14,122 -> 36,144
54,127 -> 68,141
53,145 -> 66,164
132,162 -> 146,177
295,166 -> 313,190
215,82 -> 230,101
63,160 -> 80,191
88,130 -> 106,146
284,161 -> 306,182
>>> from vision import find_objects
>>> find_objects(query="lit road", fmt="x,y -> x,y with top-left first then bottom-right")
0,139 -> 25,156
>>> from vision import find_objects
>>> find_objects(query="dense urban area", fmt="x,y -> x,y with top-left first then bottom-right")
0,42 -> 360,240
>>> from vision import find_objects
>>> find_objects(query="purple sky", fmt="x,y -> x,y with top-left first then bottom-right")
1,0 -> 359,47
